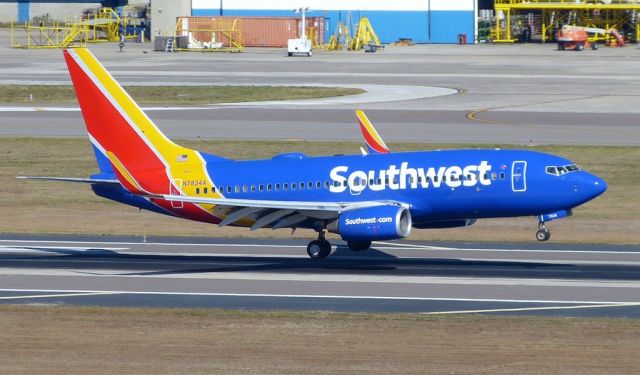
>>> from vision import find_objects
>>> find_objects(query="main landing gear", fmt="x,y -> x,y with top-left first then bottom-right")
536,221 -> 551,242
307,229 -> 332,259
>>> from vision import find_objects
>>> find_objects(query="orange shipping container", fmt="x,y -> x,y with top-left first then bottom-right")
177,16 -> 325,48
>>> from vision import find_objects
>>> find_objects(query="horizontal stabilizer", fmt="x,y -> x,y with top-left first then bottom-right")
17,176 -> 120,185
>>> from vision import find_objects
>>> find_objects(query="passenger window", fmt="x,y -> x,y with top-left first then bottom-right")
242,185 -> 248,192
499,172 -> 505,180
212,187 -> 216,193
325,181 -> 331,188
284,183 -> 289,190
299,182 -> 305,190
251,185 -> 256,192
259,185 -> 264,191
316,181 -> 321,189
333,181 -> 340,187
196,188 -> 200,194
267,184 -> 272,191
491,172 -> 497,180
235,186 -> 240,193
227,186 -> 232,193
275,183 -> 281,191
203,187 -> 208,194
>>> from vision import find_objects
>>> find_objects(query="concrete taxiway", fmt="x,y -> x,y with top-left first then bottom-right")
1,43 -> 639,145
1,235 -> 639,318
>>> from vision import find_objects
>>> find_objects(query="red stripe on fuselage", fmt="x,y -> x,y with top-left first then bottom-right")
150,199 -> 222,224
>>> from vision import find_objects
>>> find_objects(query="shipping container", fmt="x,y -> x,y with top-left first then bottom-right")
176,16 -> 325,48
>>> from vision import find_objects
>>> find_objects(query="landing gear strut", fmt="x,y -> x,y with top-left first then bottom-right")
307,229 -> 332,259
536,221 -> 551,242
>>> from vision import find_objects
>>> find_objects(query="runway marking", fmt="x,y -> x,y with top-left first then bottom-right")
1,239 -> 638,255
0,291 -> 120,300
422,302 -> 640,315
0,289 -> 638,305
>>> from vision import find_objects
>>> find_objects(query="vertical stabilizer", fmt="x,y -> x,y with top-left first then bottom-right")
63,48 -> 208,196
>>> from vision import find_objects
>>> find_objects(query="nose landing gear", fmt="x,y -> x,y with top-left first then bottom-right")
307,229 -> 332,259
536,221 -> 551,242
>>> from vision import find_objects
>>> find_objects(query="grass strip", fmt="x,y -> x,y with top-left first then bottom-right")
1,304 -> 640,374
0,85 -> 364,105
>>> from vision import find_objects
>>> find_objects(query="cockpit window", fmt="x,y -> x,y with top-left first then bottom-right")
546,164 -> 580,176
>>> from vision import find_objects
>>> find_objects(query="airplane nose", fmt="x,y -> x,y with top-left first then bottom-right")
582,173 -> 607,199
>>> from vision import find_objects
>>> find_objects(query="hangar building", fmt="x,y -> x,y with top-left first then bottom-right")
191,0 -> 479,44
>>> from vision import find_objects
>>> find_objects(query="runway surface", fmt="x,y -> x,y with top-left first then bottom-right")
1,43 -> 639,145
1,235 -> 640,318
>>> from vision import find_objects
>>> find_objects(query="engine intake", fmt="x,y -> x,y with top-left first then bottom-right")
328,205 -> 412,241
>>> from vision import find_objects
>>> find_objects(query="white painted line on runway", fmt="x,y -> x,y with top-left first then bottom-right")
0,245 -> 129,253
1,239 -> 638,255
1,268 -> 639,289
422,302 -> 640,315
0,291 -> 120,300
0,288 -> 637,305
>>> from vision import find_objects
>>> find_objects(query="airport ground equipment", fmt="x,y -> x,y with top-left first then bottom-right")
350,17 -> 382,51
10,20 -> 89,48
173,17 -> 243,52
557,25 -> 624,50
493,0 -> 640,44
10,7 -> 138,49
327,20 -> 352,50
288,7 -> 312,56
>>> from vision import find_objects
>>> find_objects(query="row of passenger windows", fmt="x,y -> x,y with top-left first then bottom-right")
546,164 -> 580,176
193,172 -> 507,195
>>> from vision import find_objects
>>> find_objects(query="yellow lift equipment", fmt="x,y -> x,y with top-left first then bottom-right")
10,7 -> 134,49
493,0 -> 640,44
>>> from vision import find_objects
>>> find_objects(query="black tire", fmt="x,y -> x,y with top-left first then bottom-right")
307,50 -> 312,57
347,240 -> 372,252
536,229 -> 551,242
575,43 -> 584,51
287,52 -> 293,57
307,239 -> 331,259
591,43 -> 599,50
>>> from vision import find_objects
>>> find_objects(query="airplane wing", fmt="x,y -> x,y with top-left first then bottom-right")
356,110 -> 391,154
17,176 -> 121,185
158,194 -> 406,230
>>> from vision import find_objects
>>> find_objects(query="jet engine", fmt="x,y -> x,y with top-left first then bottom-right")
328,204 -> 412,241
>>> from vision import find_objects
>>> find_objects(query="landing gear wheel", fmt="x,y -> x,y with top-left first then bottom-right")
307,50 -> 312,57
591,43 -> 599,50
536,229 -> 551,242
347,240 -> 372,252
307,239 -> 331,259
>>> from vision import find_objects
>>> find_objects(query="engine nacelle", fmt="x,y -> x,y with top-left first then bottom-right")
328,205 -> 412,241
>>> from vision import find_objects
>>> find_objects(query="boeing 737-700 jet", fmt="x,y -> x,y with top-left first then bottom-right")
21,49 -> 607,259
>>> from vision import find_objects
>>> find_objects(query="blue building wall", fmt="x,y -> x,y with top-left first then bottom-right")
192,8 -> 474,44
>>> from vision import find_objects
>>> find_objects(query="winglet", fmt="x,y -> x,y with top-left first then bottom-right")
355,110 -> 390,154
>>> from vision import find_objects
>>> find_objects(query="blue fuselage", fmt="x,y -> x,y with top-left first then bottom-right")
194,148 -> 606,226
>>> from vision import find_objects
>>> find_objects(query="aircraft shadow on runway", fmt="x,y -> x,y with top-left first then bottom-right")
3,245 -> 640,281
